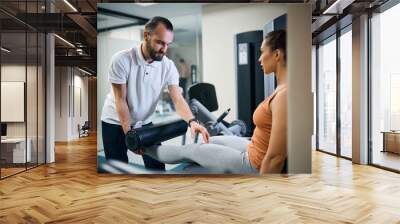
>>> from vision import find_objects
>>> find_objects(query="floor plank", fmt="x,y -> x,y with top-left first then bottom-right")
1,134 -> 399,223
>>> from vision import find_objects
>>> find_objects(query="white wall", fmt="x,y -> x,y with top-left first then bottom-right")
201,3 -> 286,121
54,67 -> 68,141
54,67 -> 89,141
1,64 -> 46,164
1,65 -> 28,142
73,74 -> 89,138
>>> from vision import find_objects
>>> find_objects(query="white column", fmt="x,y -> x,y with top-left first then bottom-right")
45,0 -> 55,163
287,4 -> 313,173
46,32 -> 55,163
352,14 -> 369,164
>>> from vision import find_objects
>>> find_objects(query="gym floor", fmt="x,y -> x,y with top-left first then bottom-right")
0,133 -> 399,223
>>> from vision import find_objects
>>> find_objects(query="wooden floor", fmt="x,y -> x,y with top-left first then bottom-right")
1,167 -> 26,178
1,134 -> 400,223
372,150 -> 400,171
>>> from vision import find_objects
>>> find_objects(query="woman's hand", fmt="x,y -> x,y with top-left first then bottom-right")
190,122 -> 210,143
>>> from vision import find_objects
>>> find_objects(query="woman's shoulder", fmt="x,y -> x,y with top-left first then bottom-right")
273,86 -> 287,101
269,85 -> 287,100
275,84 -> 287,92
276,86 -> 287,96
266,85 -> 287,110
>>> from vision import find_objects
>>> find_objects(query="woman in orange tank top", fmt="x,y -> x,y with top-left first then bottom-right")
142,30 -> 287,174
248,30 -> 287,174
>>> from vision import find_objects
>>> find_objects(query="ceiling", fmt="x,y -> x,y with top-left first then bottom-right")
97,3 -> 203,45
311,0 -> 390,43
0,0 -> 98,74
98,3 -> 203,19
0,0 -> 394,74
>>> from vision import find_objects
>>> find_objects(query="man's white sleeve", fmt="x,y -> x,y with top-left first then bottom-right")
167,60 -> 180,86
108,52 -> 129,84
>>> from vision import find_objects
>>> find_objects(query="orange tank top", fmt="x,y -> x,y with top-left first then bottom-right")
247,85 -> 287,170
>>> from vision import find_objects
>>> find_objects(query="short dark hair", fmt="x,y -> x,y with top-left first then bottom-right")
144,16 -> 173,33
264,30 -> 286,61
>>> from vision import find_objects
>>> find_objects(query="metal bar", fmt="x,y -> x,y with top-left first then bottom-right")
336,26 -> 341,157
367,11 -> 373,165
370,164 -> 400,174
316,44 -> 320,150
0,163 -> 46,180
316,149 -> 351,161
0,7 -> 38,32
97,7 -> 149,22
68,81 -> 70,117
37,0 -> 39,167
86,0 -> 97,12
44,31 -> 47,164
72,68 -> 74,118
373,0 -> 400,13
98,22 -> 144,33
60,66 -> 62,117
0,23 -> 2,179
25,0 -> 28,171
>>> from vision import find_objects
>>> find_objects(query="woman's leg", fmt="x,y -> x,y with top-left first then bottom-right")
144,143 -> 252,173
209,136 -> 250,152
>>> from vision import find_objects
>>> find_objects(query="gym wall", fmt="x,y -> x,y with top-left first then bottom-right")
202,3 -> 286,122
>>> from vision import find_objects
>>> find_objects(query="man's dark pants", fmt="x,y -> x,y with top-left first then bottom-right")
102,121 -> 165,170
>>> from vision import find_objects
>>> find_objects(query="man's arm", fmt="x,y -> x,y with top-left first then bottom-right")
259,90 -> 287,174
112,83 -> 131,134
168,85 -> 210,143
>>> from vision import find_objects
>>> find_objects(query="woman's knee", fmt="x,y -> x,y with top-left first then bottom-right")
209,136 -> 227,145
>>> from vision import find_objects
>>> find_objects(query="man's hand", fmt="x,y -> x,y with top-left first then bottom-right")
168,85 -> 210,143
134,149 -> 145,155
190,121 -> 210,143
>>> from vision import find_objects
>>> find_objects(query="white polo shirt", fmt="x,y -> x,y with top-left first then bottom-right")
101,44 -> 179,126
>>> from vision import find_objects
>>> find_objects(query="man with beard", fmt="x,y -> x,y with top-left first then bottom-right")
101,17 -> 209,170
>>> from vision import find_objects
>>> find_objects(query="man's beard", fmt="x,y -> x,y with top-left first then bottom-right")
146,41 -> 165,61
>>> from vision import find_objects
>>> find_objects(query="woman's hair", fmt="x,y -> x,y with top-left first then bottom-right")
264,30 -> 286,61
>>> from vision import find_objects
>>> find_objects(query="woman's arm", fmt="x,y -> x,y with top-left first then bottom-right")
259,90 -> 287,174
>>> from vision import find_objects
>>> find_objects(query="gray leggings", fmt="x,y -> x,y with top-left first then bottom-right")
144,136 -> 258,174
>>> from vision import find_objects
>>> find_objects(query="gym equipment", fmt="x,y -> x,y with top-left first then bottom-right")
188,83 -> 218,112
235,30 -> 265,136
190,99 -> 246,137
188,83 -> 247,138
125,119 -> 188,153
99,159 -> 224,174
78,121 -> 90,138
